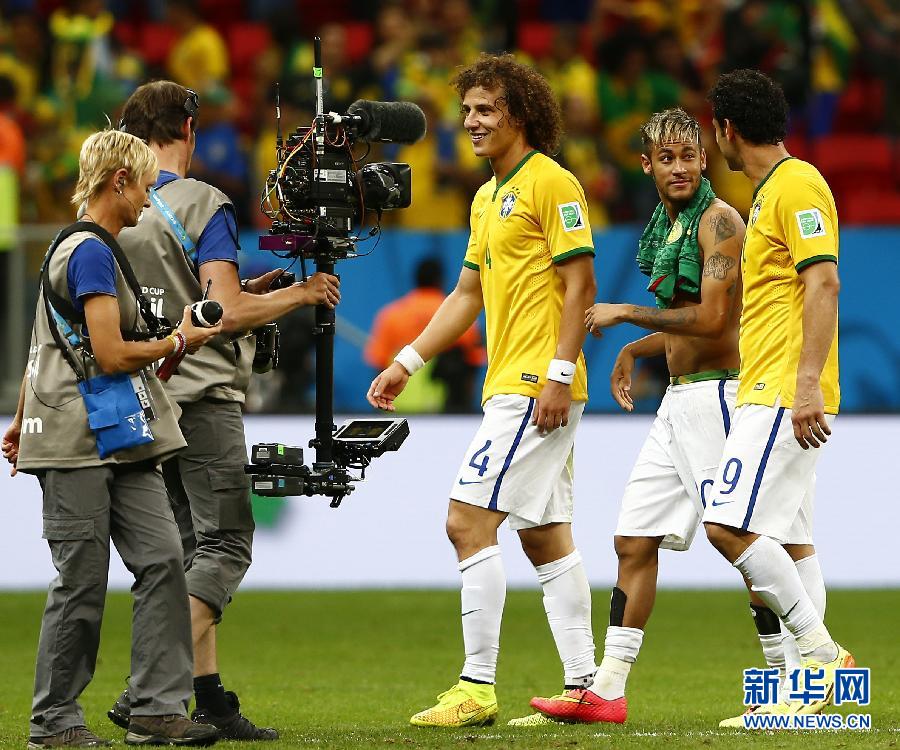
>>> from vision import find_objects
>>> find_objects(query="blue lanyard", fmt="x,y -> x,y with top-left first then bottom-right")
49,303 -> 83,348
150,188 -> 197,266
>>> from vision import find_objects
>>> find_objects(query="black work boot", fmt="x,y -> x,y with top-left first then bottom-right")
191,692 -> 279,741
107,688 -> 130,730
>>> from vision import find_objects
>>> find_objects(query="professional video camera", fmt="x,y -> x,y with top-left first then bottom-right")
247,37 -> 424,506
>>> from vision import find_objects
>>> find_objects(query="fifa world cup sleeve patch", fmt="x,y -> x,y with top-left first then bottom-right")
558,201 -> 585,231
795,208 -> 826,239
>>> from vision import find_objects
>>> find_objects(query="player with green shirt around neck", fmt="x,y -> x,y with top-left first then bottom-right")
535,107 -> 794,726
367,54 -> 599,728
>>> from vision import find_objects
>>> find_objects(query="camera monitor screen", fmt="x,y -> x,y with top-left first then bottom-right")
338,420 -> 393,439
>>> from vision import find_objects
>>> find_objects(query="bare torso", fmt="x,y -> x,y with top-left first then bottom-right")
664,199 -> 741,377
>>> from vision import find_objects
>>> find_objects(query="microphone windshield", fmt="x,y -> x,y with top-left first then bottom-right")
346,100 -> 427,144
190,300 -> 223,327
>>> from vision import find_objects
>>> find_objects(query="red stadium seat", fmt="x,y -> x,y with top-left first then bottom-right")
344,22 -> 374,65
834,76 -> 885,134
140,24 -> 178,67
517,22 -> 555,61
113,21 -> 138,51
811,135 -> 895,188
226,23 -> 272,72
840,188 -> 900,225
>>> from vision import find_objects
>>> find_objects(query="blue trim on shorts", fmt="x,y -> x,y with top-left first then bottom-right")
489,397 -> 535,511
741,407 -> 786,530
718,379 -> 731,436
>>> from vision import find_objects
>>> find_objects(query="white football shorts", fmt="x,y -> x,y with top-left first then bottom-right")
616,379 -> 738,551
702,402 -> 830,544
450,393 -> 584,530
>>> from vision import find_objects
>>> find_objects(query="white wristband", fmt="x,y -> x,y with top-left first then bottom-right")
547,358 -> 576,385
394,345 -> 425,375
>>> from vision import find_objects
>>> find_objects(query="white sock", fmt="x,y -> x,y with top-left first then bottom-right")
590,626 -> 643,700
760,632 -> 786,674
780,553 -> 828,691
795,554 -> 826,619
459,545 -> 505,684
535,550 -> 597,687
733,537 -> 835,660
750,602 -> 786,675
780,622 -> 801,696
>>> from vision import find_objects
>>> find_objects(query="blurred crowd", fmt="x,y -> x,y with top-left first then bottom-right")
2,0 -> 900,232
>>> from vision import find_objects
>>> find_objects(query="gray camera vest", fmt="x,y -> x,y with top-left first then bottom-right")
118,178 -> 254,405
17,230 -> 186,472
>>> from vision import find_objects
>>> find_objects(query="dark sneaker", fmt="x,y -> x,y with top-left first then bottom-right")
124,715 -> 217,746
191,692 -> 279,741
27,726 -> 112,748
107,688 -> 130,729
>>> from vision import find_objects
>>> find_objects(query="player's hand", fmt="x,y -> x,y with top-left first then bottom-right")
2,420 -> 21,476
610,346 -> 635,412
244,268 -> 285,294
533,380 -> 572,434
585,303 -> 624,337
792,377 -> 830,449
177,305 -> 223,354
367,362 -> 410,411
297,272 -> 341,309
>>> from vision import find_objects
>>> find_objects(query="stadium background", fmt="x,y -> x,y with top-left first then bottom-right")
0,2 -> 898,745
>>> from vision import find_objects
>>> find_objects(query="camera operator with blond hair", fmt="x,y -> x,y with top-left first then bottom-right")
2,129 -> 221,748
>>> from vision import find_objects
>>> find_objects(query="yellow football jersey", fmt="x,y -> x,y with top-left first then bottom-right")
738,157 -> 840,413
463,150 -> 595,404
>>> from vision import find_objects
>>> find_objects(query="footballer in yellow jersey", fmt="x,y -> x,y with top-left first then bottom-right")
367,54 -> 599,727
463,149 -> 594,404
739,156 -> 840,413
704,70 -> 852,729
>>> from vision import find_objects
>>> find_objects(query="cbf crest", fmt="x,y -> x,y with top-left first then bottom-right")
499,188 -> 519,219
750,198 -> 763,226
666,219 -> 684,243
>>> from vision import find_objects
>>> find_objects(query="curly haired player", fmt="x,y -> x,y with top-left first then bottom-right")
367,54 -> 598,727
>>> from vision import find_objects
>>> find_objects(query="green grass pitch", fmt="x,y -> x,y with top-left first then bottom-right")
0,589 -> 897,749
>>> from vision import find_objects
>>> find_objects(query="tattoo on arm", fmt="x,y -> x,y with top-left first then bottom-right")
627,305 -> 699,332
703,251 -> 736,280
710,212 -> 737,244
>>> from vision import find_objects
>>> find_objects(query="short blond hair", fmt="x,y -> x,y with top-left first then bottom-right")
640,108 -> 701,152
71,130 -> 158,207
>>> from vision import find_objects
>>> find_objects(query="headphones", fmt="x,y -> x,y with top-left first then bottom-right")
119,88 -> 200,132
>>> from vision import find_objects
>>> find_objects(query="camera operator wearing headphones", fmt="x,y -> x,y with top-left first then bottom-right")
2,129 -> 222,748
108,80 -> 340,741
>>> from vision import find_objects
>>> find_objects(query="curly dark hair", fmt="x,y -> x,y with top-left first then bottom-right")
707,69 -> 788,145
451,53 -> 563,155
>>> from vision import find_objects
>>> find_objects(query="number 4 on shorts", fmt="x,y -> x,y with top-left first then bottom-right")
468,440 -> 492,477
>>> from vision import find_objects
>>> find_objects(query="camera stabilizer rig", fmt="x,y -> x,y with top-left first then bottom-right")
247,37 -> 425,507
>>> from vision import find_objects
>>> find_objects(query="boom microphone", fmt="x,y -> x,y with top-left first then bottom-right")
345,100 -> 427,144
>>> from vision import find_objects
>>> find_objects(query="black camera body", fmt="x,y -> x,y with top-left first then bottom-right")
269,135 -> 412,242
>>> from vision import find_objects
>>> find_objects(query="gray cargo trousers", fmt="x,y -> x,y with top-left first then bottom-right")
30,463 -> 192,738
163,399 -> 254,619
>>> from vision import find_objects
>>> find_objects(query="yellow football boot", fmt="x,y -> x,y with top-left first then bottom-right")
410,681 -> 498,728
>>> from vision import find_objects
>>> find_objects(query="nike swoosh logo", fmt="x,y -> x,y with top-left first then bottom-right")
561,371 -> 574,377
457,704 -> 492,721
711,499 -> 734,507
458,479 -> 483,485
